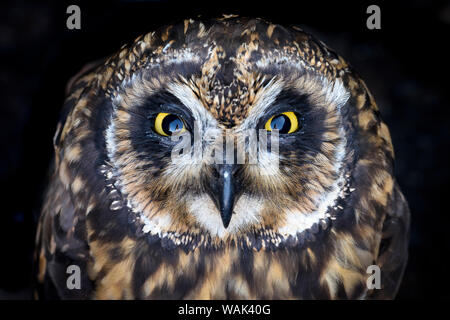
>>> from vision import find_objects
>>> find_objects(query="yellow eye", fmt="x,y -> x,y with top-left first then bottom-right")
154,112 -> 186,136
264,111 -> 299,134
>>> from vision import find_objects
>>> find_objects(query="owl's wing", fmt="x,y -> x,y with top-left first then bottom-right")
34,59 -> 109,299
34,171 -> 94,299
370,182 -> 410,299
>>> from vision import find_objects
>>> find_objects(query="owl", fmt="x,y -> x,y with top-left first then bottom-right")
34,16 -> 410,299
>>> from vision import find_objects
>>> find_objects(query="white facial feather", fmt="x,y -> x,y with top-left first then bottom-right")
238,78 -> 284,130
188,194 -> 263,238
167,82 -> 219,130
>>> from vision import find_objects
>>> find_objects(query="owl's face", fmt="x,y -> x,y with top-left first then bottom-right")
97,17 -> 356,249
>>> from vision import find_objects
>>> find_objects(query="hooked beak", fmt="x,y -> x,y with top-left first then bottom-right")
207,164 -> 240,228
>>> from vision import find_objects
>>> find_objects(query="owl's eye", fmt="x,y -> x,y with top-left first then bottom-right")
154,112 -> 186,136
264,111 -> 299,134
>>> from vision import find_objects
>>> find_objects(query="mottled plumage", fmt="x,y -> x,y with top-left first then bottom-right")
35,16 -> 409,299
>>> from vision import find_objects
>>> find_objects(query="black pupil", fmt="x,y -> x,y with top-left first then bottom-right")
271,114 -> 291,134
162,114 -> 183,135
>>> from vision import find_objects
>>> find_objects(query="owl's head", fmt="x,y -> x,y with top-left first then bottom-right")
64,16 -> 392,251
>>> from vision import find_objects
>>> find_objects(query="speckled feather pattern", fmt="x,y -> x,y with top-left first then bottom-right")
35,16 -> 409,299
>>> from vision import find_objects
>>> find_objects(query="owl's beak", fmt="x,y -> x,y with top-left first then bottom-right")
208,164 -> 238,228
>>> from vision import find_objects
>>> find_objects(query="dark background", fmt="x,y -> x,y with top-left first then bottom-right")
0,0 -> 449,299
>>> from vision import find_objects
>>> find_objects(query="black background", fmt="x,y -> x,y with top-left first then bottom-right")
0,0 -> 449,299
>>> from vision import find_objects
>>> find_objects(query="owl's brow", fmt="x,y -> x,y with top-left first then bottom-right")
239,74 -> 350,131
166,82 -> 219,128
237,78 -> 285,131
